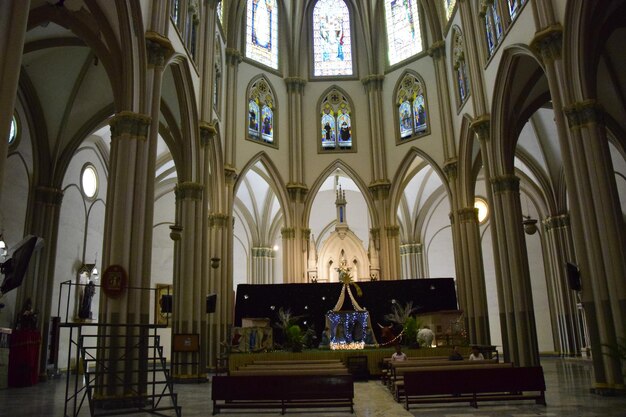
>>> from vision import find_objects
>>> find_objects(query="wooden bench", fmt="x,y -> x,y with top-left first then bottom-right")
231,367 -> 349,376
212,374 -> 354,415
392,361 -> 509,400
403,366 -> 546,409
253,359 -> 342,365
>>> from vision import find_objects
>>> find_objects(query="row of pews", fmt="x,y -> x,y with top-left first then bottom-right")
211,359 -> 354,415
381,354 -> 547,410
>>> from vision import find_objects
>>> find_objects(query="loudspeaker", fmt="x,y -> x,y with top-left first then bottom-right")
566,262 -> 581,292
160,294 -> 173,313
206,294 -> 217,314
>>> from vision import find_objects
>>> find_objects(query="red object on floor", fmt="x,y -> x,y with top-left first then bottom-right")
8,329 -> 41,387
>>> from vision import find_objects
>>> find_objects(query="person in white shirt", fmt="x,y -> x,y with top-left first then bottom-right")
391,344 -> 407,361
469,346 -> 485,361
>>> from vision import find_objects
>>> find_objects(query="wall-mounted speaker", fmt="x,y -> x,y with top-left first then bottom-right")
206,294 -> 217,314
566,262 -> 581,292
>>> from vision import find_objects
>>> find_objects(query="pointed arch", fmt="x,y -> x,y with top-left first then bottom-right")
234,152 -> 291,226
458,114 -> 480,208
246,74 -> 278,148
392,69 -> 430,144
491,45 -> 547,174
303,160 -> 376,229
316,85 -> 356,153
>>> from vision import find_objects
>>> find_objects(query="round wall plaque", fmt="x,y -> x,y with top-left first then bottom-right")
101,265 -> 127,298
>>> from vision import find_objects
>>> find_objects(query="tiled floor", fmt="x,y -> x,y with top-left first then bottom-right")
0,358 -> 625,416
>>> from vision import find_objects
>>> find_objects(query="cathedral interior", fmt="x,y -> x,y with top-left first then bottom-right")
0,0 -> 625,411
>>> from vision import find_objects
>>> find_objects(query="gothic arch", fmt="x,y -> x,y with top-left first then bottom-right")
458,113 -> 480,207
303,160 -> 376,228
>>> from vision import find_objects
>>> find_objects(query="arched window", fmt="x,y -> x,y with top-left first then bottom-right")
384,0 -> 423,66
213,38 -> 222,114
395,72 -> 428,143
452,27 -> 470,107
444,0 -> 457,21
247,77 -> 277,147
482,0 -> 502,56
246,0 -> 279,70
8,114 -> 17,146
81,164 -> 99,199
312,0 -> 353,77
508,0 -> 525,19
319,88 -> 354,152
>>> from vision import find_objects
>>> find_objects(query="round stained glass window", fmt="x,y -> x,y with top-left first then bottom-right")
81,164 -> 98,199
474,197 -> 489,224
8,116 -> 17,145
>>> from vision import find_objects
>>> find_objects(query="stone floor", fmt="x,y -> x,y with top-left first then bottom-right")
0,358 -> 625,416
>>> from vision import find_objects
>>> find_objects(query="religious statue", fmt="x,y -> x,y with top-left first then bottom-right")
78,280 -> 96,320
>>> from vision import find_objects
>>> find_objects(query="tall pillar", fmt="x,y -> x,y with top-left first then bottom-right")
368,182 -> 400,280
427,41 -> 456,160
543,214 -> 584,356
491,175 -> 539,366
223,49 -> 242,166
171,182 -> 205,380
0,1 -> 29,206
400,243 -> 425,279
362,75 -> 387,182
19,186 -> 63,377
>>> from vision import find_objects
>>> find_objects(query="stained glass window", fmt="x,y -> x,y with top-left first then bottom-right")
320,88 -> 353,151
444,0 -> 456,21
452,28 -> 469,106
313,0 -> 353,77
508,0 -> 525,19
171,0 -> 181,28
8,115 -> 17,145
213,40 -> 222,112
384,0 -> 423,66
483,0 -> 502,56
217,1 -> 223,24
396,73 -> 428,142
246,0 -> 279,70
247,77 -> 276,146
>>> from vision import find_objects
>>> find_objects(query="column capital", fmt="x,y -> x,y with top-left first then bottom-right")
199,121 -> 217,146
208,213 -> 229,228
400,243 -> 422,255
145,31 -> 174,68
225,48 -> 243,65
361,74 -> 385,91
286,182 -> 308,202
302,228 -> 311,240
563,100 -> 604,130
110,111 -> 151,141
443,160 -> 458,181
284,77 -> 307,93
224,165 -> 238,184
175,182 -> 203,201
368,180 -> 391,200
530,24 -> 563,62
385,225 -> 400,237
543,213 -> 569,230
470,114 -> 491,141
491,175 -> 520,193
457,207 -> 479,223
428,40 -> 446,59
281,227 -> 296,239
34,186 -> 64,206
252,247 -> 275,258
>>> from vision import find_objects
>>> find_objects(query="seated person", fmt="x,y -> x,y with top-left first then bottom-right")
391,344 -> 407,361
469,346 -> 485,360
448,345 -> 464,361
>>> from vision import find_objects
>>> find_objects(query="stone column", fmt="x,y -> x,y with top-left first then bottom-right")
427,41 -> 456,160
369,182 -> 400,280
20,186 -> 63,377
171,182 -> 205,380
223,49 -> 242,166
543,214 -> 584,356
285,77 -> 306,186
280,227 -> 297,283
400,243 -> 425,279
458,0 -> 489,115
491,175 -> 539,366
251,247 -> 275,284
0,1 -> 29,206
362,75 -> 387,181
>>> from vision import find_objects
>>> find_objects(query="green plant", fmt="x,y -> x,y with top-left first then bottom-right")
384,301 -> 418,327
403,317 -> 418,346
285,324 -> 304,352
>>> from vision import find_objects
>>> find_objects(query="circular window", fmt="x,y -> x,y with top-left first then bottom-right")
81,164 -> 98,199
474,197 -> 489,224
8,115 -> 17,145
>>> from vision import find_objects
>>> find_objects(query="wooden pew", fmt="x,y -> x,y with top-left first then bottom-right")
212,374 -> 354,415
231,367 -> 349,376
402,366 -> 546,409
253,359 -> 342,365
